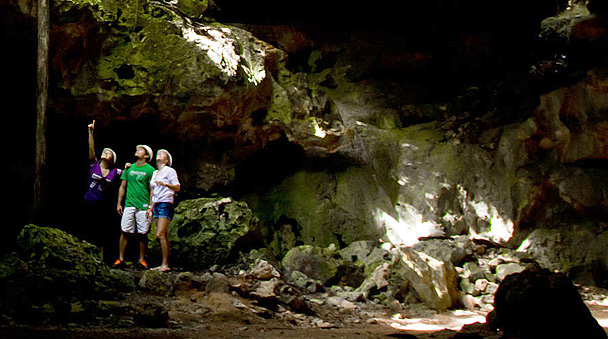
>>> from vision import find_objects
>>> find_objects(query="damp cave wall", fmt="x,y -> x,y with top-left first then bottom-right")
3,0 -> 606,259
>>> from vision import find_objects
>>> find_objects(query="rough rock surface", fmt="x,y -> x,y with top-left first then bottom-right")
148,197 -> 262,269
518,227 -> 608,287
0,225 -> 134,324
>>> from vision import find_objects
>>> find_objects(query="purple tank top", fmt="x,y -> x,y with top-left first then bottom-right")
84,160 -> 122,202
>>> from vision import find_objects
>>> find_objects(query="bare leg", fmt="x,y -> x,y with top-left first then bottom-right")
153,218 -> 171,271
138,238 -> 146,263
118,232 -> 128,261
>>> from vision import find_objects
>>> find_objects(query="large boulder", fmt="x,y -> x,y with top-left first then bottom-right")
355,245 -> 461,311
0,225 -> 134,324
152,197 -> 262,269
281,244 -> 341,285
392,247 -> 461,311
488,268 -> 607,338
412,237 -> 472,266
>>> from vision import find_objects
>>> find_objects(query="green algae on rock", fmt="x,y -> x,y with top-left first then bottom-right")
148,197 -> 262,269
246,166 -> 386,250
0,224 -> 134,324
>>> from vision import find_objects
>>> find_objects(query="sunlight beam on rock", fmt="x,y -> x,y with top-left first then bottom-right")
181,25 -> 266,85
375,205 -> 443,247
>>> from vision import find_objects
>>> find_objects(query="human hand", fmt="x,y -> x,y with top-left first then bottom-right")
88,120 -> 95,132
155,181 -> 166,187
117,204 -> 123,216
146,208 -> 153,219
125,162 -> 132,169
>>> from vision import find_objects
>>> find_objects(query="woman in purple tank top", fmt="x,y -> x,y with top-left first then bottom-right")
83,120 -> 123,261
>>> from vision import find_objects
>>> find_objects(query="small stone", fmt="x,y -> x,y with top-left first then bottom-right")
463,262 -> 486,282
341,300 -> 356,310
474,279 -> 489,293
313,317 -> 333,328
231,298 -> 247,309
461,294 -> 477,310
481,294 -> 494,305
495,263 -> 525,281
488,257 -> 506,268
485,282 -> 499,295
248,259 -> 281,280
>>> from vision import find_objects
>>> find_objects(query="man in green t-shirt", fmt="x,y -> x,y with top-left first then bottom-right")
113,145 -> 155,269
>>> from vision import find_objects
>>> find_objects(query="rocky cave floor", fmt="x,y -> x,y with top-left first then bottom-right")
2,267 -> 608,339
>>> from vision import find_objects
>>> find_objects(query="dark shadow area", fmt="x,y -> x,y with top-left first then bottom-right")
2,8 -> 36,254
233,135 -> 306,195
216,0 -> 560,98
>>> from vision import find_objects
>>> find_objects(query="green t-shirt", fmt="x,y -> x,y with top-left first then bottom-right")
121,162 -> 155,209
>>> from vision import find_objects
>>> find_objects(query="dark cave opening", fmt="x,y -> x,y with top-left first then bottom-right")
232,135 -> 307,195
3,9 -> 37,252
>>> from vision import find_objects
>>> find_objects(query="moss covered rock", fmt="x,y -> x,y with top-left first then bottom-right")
246,166 -> 388,250
0,224 -> 134,324
51,0 -> 271,98
151,197 -> 262,269
139,270 -> 175,296
281,245 -> 341,285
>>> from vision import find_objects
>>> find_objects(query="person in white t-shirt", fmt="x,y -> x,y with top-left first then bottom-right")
147,149 -> 180,272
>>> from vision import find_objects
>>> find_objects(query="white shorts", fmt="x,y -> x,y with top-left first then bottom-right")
121,207 -> 151,234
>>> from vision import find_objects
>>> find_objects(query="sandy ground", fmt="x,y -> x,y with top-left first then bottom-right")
2,272 -> 608,339
2,298 -> 607,339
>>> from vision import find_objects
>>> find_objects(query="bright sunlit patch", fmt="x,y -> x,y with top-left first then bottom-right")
386,310 -> 487,332
586,302 -> 608,329
397,176 -> 409,185
376,204 -> 443,247
596,318 -> 608,328
401,143 -> 419,150
311,118 -> 327,138
516,238 -> 531,252
182,27 -> 239,78
468,200 -> 514,243
181,25 -> 266,85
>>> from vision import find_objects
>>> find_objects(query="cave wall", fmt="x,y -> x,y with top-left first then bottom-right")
4,0 -> 608,284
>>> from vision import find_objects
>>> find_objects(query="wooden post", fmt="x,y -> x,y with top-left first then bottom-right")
34,0 -> 49,217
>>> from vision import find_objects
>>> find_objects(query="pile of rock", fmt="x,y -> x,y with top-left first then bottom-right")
279,240 -> 461,312
362,235 -> 530,313
130,258 -> 384,330
458,254 -> 527,312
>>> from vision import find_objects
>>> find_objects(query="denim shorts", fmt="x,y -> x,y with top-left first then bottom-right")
153,202 -> 174,220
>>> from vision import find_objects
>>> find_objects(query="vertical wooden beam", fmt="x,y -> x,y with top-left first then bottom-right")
34,0 -> 49,217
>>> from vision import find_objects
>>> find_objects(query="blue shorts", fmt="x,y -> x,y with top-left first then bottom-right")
153,202 -> 174,220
